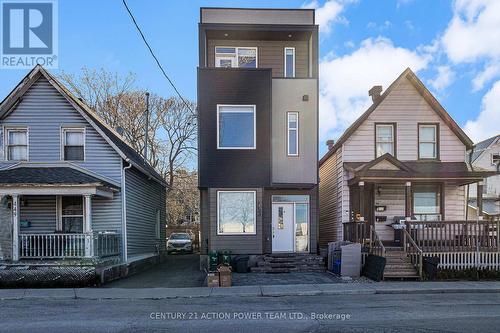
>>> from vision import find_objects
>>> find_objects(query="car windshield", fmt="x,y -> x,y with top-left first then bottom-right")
170,234 -> 190,240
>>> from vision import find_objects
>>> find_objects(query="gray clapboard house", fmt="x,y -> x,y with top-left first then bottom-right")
0,65 -> 166,280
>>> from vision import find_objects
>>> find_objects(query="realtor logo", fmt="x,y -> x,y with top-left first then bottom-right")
1,0 -> 58,68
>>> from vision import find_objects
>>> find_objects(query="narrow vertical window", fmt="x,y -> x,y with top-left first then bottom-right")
6,128 -> 28,161
419,124 -> 438,159
62,128 -> 85,161
284,47 -> 295,78
287,112 -> 299,156
375,124 -> 395,157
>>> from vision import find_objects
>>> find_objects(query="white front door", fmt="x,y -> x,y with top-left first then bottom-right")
272,203 -> 294,252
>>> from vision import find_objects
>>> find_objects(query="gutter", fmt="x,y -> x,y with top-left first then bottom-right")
121,159 -> 133,263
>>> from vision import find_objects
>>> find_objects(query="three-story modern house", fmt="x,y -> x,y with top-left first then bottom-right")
0,65 -> 166,285
197,8 -> 319,268
319,68 -> 498,279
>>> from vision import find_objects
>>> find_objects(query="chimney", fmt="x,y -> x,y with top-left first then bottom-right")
326,140 -> 335,150
368,85 -> 383,103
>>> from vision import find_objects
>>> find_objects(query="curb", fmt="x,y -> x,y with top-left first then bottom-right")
2,283 -> 500,300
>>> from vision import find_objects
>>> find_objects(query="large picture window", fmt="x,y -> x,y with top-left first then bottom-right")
6,128 -> 28,161
375,124 -> 394,157
217,191 -> 256,235
60,196 -> 84,233
215,47 -> 257,68
419,124 -> 438,159
62,128 -> 85,161
413,185 -> 441,221
217,105 -> 256,149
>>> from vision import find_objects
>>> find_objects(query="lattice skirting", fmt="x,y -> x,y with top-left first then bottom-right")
0,266 -> 98,288
425,252 -> 500,270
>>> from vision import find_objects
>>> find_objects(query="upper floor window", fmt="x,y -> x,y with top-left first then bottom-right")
491,153 -> 500,166
215,47 -> 257,68
284,47 -> 295,78
418,124 -> 438,159
287,112 -> 299,156
6,127 -> 28,161
217,105 -> 256,149
62,128 -> 85,161
375,124 -> 395,157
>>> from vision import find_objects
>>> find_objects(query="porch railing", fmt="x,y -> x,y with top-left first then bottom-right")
370,225 -> 386,258
343,221 -> 385,257
406,220 -> 499,253
19,232 -> 120,259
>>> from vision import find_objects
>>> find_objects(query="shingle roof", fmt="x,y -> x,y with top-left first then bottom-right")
0,65 -> 166,187
0,167 -> 119,189
470,135 -> 500,163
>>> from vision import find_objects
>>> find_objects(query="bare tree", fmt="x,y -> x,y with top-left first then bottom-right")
59,68 -> 199,226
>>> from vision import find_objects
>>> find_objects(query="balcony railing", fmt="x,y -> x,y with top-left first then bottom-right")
19,232 -> 120,259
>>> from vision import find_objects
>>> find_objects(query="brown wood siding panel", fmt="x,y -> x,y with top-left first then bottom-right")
319,147 -> 343,248
343,77 -> 466,163
207,39 -> 309,78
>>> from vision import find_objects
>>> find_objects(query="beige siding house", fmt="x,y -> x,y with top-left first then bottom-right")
319,68 -> 498,278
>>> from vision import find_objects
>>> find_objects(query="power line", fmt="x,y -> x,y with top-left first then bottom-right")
122,0 -> 194,113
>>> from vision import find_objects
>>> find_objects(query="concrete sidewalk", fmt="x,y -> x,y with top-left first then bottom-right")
2,281 -> 500,300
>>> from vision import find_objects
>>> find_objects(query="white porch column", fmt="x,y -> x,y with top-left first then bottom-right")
12,195 -> 20,261
84,194 -> 93,258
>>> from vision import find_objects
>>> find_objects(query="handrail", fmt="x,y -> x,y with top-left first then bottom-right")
370,225 -> 386,257
403,228 -> 423,280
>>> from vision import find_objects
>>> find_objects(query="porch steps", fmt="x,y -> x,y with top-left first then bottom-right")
251,254 -> 326,273
383,247 -> 420,280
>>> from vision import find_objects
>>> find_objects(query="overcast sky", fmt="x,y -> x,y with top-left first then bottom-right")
1,0 -> 499,157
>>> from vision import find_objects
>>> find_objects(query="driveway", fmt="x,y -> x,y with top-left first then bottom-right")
103,254 -> 204,288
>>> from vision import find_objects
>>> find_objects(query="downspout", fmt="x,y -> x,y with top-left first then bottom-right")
121,159 -> 133,263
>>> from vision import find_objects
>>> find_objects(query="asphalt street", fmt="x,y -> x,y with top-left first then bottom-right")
1,292 -> 500,332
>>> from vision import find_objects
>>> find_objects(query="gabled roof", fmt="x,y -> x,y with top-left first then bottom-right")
319,68 -> 474,166
0,65 -> 166,187
470,134 -> 500,163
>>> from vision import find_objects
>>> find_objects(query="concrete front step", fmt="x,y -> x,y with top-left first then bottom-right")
251,254 -> 326,273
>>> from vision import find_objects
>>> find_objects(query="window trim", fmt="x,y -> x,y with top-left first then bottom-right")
61,126 -> 86,162
214,46 -> 258,68
217,190 -> 257,236
411,183 -> 444,221
491,153 -> 500,166
56,195 -> 85,232
4,126 -> 29,161
287,111 -> 299,156
216,104 -> 256,150
284,47 -> 296,78
374,123 -> 396,158
418,123 -> 440,160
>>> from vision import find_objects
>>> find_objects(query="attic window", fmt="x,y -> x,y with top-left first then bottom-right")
6,128 -> 28,161
492,154 -> 500,166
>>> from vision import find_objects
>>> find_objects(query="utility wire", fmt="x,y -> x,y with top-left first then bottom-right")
122,0 -> 194,113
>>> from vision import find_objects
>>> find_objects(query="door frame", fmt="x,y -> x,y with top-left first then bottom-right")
271,196 -> 310,253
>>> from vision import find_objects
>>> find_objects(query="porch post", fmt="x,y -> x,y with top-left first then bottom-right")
477,181 -> 484,220
12,195 -> 20,261
84,194 -> 93,258
405,182 -> 412,221
358,182 -> 365,222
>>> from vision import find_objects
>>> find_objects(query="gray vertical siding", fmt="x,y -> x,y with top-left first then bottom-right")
125,166 -> 166,256
0,195 -> 12,260
0,77 -> 122,184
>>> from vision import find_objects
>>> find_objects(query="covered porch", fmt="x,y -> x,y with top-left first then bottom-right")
0,166 -> 121,262
342,154 -> 499,275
